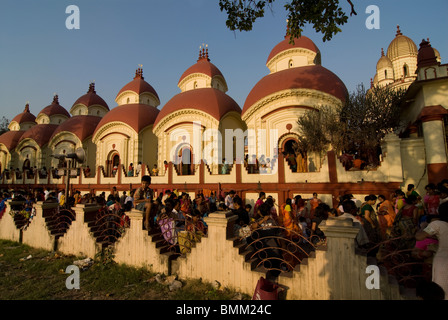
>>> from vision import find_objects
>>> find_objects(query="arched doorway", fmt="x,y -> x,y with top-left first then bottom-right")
280,137 -> 308,173
22,159 -> 31,172
107,151 -> 120,177
174,144 -> 194,175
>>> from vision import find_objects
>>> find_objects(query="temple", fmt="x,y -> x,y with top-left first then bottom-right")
1,26 -> 447,206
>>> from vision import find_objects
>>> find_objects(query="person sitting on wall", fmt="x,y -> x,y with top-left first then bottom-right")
225,190 -> 236,210
133,175 -> 154,230
83,165 -> 91,177
128,163 -> 134,177
351,155 -> 364,170
135,161 -> 142,176
152,164 -> 159,176
340,200 -> 370,251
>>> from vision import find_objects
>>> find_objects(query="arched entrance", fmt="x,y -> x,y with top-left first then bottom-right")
280,136 -> 308,173
22,159 -> 31,172
174,144 -> 194,175
107,151 -> 120,177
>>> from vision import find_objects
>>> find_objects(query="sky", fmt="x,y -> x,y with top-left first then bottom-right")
0,0 -> 447,122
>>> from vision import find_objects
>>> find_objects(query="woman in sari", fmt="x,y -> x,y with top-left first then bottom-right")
309,192 -> 321,220
281,198 -> 300,238
360,195 -> 381,245
394,190 -> 406,214
392,195 -> 418,249
294,195 -> 310,225
377,194 -> 396,238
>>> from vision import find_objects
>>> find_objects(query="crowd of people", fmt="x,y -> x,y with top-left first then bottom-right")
332,180 -> 448,300
220,180 -> 448,299
1,175 -> 447,299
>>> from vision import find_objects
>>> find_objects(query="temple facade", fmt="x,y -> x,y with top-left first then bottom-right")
0,26 -> 447,206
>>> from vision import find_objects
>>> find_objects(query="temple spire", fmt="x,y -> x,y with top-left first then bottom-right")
88,81 -> 96,93
197,44 -> 210,62
134,64 -> 144,79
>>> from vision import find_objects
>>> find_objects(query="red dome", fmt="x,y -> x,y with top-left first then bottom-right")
94,104 -> 160,136
267,35 -> 320,65
116,68 -> 159,101
11,104 -> 36,125
154,88 -> 241,127
19,124 -> 59,147
39,95 -> 70,118
0,130 -> 25,150
51,115 -> 102,142
242,65 -> 347,116
178,59 -> 224,85
178,48 -> 226,88
72,83 -> 109,110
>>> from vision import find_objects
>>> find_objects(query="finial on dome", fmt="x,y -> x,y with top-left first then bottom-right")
88,82 -> 96,93
134,65 -> 144,80
381,48 -> 384,56
24,102 -> 30,112
396,25 -> 402,36
197,44 -> 210,62
370,78 -> 374,88
53,94 -> 59,104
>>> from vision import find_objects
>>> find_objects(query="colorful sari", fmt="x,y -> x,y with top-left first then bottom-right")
281,204 -> 300,238
158,217 -> 177,245
378,200 -> 396,238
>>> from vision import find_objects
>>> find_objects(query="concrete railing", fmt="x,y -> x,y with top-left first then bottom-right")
0,202 -> 414,300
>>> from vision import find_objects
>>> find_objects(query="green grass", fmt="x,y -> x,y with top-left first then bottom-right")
0,240 -> 249,300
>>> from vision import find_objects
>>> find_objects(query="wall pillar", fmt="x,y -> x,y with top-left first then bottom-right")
22,201 -> 58,251
382,133 -> 403,182
419,105 -> 448,184
319,217 -> 373,299
56,203 -> 102,257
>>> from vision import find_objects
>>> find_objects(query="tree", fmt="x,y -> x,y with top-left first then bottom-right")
296,84 -> 407,168
0,116 -> 9,135
218,0 -> 357,42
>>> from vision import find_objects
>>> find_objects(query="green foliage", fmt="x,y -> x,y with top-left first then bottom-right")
94,245 -> 116,267
0,116 -> 10,135
219,0 -> 356,42
296,104 -> 344,156
297,84 -> 407,159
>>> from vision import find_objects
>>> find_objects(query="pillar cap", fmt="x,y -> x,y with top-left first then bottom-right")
418,105 -> 448,122
319,217 -> 359,239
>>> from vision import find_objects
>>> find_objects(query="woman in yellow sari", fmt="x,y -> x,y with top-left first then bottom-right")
281,198 -> 300,238
377,194 -> 396,238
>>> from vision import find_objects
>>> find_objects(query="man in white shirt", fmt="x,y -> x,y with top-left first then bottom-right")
58,189 -> 64,203
225,190 -> 236,209
135,161 -> 142,177
44,188 -> 50,201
